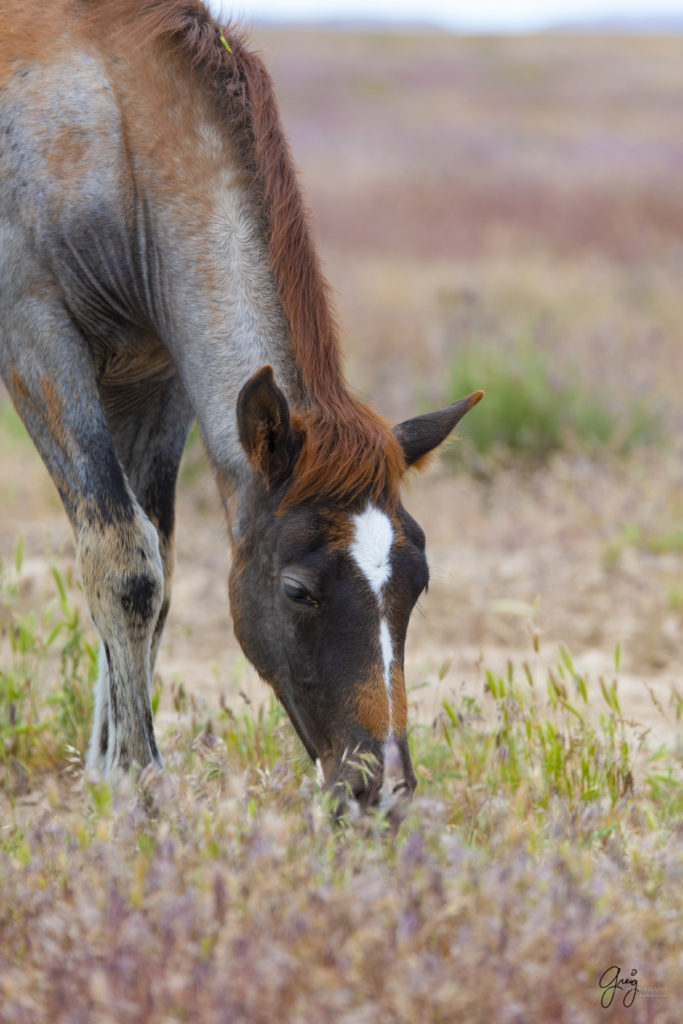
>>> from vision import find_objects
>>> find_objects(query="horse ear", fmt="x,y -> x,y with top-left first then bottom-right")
237,366 -> 300,485
394,391 -> 484,468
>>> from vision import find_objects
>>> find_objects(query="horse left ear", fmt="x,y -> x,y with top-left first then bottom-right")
237,366 -> 300,485
394,390 -> 484,468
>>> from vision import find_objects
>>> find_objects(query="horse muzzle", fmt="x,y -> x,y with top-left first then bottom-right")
323,732 -> 417,823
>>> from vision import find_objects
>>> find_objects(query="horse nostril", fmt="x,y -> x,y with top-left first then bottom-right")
354,772 -> 382,809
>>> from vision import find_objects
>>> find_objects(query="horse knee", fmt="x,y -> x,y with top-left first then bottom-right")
120,571 -> 163,631
78,516 -> 164,639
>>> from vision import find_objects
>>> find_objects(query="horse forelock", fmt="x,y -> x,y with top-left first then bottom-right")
283,401 -> 406,512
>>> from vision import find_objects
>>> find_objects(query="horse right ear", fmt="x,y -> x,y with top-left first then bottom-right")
237,366 -> 301,485
394,390 -> 484,468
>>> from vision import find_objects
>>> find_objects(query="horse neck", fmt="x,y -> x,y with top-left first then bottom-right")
104,30 -> 356,527
150,165 -> 304,475
119,63 -> 306,483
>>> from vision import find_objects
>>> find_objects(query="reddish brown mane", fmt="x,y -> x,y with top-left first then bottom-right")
84,0 -> 405,507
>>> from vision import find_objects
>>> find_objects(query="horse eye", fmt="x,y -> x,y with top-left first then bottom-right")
282,578 -> 318,607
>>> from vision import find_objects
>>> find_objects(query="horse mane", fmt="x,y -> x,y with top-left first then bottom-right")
83,0 -> 406,507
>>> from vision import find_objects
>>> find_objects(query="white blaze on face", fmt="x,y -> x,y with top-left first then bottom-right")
350,506 -> 393,595
351,505 -> 395,737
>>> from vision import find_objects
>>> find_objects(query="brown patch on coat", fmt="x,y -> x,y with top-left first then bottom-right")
0,5 -> 72,89
46,125 -> 90,178
7,368 -> 29,407
323,510 -> 355,553
39,376 -> 68,450
354,664 -> 391,741
226,543 -> 249,637
8,371 -> 68,452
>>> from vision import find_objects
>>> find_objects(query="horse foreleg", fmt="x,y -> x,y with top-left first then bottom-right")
88,375 -> 193,772
1,294 -> 165,777
104,375 -> 193,672
80,510 -> 164,774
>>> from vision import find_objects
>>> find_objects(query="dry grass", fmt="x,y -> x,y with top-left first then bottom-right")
0,567 -> 680,1023
1,774 -> 680,1023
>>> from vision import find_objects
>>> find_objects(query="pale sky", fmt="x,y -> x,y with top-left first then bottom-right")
211,1 -> 683,31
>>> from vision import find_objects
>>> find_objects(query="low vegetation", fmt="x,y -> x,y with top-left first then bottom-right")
0,544 -> 95,787
447,334 -> 661,463
0,551 -> 680,1022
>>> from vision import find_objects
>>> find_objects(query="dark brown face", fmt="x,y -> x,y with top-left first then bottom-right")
229,488 -> 427,810
231,365 -> 483,816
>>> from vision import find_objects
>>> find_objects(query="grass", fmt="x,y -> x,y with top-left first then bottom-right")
0,550 -> 681,1022
447,333 -> 661,463
603,520 -> 683,574
0,400 -> 29,445
0,546 -> 96,790
178,421 -> 207,485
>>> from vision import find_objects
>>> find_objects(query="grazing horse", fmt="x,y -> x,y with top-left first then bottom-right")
0,0 -> 482,811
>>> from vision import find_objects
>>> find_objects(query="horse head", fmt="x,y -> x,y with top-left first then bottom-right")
229,366 -> 482,819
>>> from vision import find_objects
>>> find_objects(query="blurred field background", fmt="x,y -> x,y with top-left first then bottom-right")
1,24 -> 682,1023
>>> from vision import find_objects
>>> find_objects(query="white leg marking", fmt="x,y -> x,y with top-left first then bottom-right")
351,505 -> 396,736
86,644 -> 110,772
